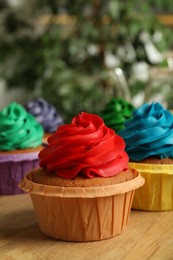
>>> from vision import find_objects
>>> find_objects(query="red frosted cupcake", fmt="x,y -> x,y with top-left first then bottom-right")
19,112 -> 144,241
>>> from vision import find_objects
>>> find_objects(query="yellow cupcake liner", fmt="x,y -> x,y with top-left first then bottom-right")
129,162 -> 173,211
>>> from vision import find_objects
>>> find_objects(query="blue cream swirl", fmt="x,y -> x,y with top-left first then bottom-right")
25,98 -> 64,133
119,103 -> 173,161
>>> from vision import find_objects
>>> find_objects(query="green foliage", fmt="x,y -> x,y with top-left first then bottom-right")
148,0 -> 173,13
0,0 -> 172,121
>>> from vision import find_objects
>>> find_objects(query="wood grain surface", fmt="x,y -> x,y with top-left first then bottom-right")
0,194 -> 173,260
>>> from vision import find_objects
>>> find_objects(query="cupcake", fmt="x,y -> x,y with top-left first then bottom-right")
19,112 -> 144,241
25,98 -> 64,143
100,98 -> 135,132
0,102 -> 44,195
119,102 -> 173,211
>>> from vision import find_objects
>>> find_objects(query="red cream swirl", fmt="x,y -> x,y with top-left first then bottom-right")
39,112 -> 129,178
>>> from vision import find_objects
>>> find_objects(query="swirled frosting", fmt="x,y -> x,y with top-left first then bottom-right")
39,112 -> 129,178
25,98 -> 64,133
100,98 -> 135,131
0,102 -> 44,150
119,103 -> 173,161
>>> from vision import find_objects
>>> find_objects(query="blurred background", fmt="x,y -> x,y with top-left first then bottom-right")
0,0 -> 173,122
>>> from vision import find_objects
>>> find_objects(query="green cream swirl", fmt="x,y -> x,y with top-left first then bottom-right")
0,102 -> 44,150
100,98 -> 135,131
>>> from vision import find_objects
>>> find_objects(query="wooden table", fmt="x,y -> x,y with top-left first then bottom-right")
0,194 -> 173,260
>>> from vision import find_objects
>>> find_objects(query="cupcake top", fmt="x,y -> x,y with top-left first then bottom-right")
100,98 -> 135,131
39,112 -> 129,178
119,102 -> 173,161
0,102 -> 44,151
25,98 -> 64,133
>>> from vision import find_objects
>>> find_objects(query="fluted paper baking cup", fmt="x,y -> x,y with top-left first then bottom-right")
0,152 -> 40,195
129,162 -> 173,211
19,169 -> 144,241
19,169 -> 144,198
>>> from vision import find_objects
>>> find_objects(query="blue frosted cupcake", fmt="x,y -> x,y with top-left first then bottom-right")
119,102 -> 173,211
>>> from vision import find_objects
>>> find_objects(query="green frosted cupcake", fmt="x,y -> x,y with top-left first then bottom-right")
0,102 -> 44,195
100,98 -> 135,132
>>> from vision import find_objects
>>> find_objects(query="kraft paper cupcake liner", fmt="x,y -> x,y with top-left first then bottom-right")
19,169 -> 144,241
129,162 -> 173,211
19,169 -> 144,198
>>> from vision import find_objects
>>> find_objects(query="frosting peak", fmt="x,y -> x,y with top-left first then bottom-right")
119,103 -> 173,161
0,102 -> 44,150
100,98 -> 135,131
39,112 -> 129,178
25,98 -> 64,132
